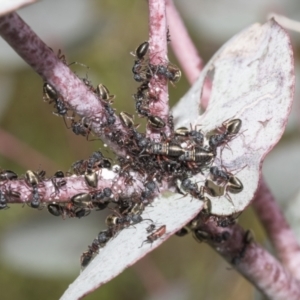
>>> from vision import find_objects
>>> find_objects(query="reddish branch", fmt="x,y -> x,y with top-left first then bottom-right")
165,0 -> 211,109
147,0 -> 170,139
253,179 -> 300,281
193,214 -> 300,300
4,169 -> 146,205
166,0 -> 203,84
0,12 -> 126,156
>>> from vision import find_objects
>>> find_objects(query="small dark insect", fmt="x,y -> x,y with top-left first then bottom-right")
106,115 -> 116,125
179,148 -> 215,165
134,41 -> 149,60
226,176 -> 243,194
146,224 -> 156,233
175,226 -> 190,237
134,81 -> 149,102
119,112 -> 134,128
84,170 -> 98,188
217,215 -> 238,228
204,179 -> 237,207
210,231 -> 231,243
231,230 -> 253,265
210,166 -> 230,182
69,117 -> 91,139
178,178 -> 201,199
145,181 -> 156,193
151,63 -> 181,84
175,126 -> 189,137
209,119 -> 242,152
25,170 -> 45,187
135,100 -> 149,117
80,238 -> 101,268
71,193 -> 92,208
140,225 -> 166,247
43,82 -> 58,102
80,250 -> 93,268
82,78 -> 94,91
0,170 -> 18,181
96,84 -> 115,102
167,28 -> 171,43
131,41 -> 150,82
30,186 -> 41,209
53,98 -> 68,117
192,230 -> 210,243
91,187 -> 112,202
209,133 -> 228,153
86,151 -> 101,171
105,211 -> 144,229
190,130 -> 204,145
47,203 -> 90,219
132,64 -> 146,82
51,171 -> 67,195
148,142 -> 183,157
224,119 -> 242,135
204,179 -> 225,197
209,166 -> 243,194
166,64 -> 181,83
47,203 -> 62,217
25,170 -> 39,187
75,208 -> 91,218
71,160 -> 86,175
103,187 -> 113,198
53,171 -> 64,178
98,229 -> 112,246
147,115 -> 165,129
0,191 -> 8,210
168,114 -> 174,131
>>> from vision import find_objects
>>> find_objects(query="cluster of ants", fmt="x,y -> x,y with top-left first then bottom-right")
0,41 -> 245,269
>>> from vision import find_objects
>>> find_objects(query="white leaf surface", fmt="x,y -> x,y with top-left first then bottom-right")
173,19 -> 294,215
61,19 -> 294,300
60,192 -> 203,300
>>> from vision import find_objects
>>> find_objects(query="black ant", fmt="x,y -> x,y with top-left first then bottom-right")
0,190 -> 8,210
30,186 -> 42,209
209,119 -> 242,153
51,171 -> 67,196
0,170 -> 18,181
68,117 -> 92,139
231,230 -> 253,265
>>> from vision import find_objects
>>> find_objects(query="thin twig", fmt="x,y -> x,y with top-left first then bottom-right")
166,0 -> 203,84
193,214 -> 300,300
165,0 -> 211,110
5,169 -> 146,204
253,178 -> 300,281
147,0 -> 170,139
0,12 -> 127,156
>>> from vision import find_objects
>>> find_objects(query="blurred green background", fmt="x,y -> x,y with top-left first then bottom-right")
1,1 -> 300,299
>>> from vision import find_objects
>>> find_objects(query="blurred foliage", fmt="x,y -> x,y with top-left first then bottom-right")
0,1 -> 274,299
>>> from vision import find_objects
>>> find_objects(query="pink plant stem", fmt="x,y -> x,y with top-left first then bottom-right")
147,0 -> 170,139
253,178 -> 300,280
4,170 -> 146,204
165,0 -> 203,84
195,215 -> 300,300
165,0 -> 211,109
0,12 -> 126,156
